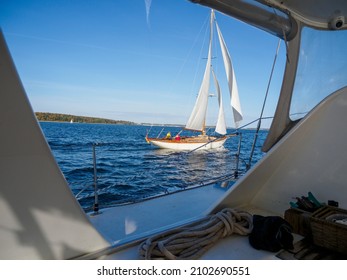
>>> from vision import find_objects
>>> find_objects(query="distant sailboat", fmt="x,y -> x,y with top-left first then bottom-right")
146,10 -> 242,150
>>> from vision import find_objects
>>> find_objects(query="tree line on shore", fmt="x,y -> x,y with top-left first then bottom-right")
35,112 -> 135,125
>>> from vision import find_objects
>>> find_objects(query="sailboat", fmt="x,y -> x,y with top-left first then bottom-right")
146,10 -> 242,150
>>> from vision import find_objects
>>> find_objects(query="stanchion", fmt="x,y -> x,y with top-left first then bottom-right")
92,143 -> 99,215
234,132 -> 242,178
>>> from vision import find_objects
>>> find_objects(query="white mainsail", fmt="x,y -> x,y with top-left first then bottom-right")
185,10 -> 214,132
216,21 -> 243,128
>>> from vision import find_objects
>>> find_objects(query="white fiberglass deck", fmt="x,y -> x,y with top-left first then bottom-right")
87,183 -> 285,260
88,183 -> 232,244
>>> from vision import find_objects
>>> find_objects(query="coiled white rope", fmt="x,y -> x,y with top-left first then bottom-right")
139,208 -> 253,260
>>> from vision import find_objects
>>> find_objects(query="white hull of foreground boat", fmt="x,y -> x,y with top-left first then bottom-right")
146,135 -> 227,150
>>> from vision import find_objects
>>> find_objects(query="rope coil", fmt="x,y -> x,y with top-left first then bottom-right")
138,208 -> 253,260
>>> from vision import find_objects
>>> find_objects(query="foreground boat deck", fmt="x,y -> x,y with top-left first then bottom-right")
86,183 -> 290,260
87,182 -> 346,260
83,180 -> 347,260
88,183 -> 232,244
101,231 -> 282,260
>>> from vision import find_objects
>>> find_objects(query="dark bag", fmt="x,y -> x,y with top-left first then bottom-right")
249,215 -> 294,252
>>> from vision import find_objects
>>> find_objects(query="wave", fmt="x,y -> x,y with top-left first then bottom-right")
40,123 -> 267,210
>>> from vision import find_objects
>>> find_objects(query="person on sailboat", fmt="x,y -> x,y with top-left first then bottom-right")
166,132 -> 171,139
175,134 -> 181,141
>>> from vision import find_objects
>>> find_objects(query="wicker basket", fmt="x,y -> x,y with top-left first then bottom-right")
310,206 -> 347,254
284,208 -> 312,236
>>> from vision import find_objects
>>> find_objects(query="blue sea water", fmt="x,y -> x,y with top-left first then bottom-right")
39,122 -> 267,211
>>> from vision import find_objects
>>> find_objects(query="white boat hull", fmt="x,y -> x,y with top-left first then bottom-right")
146,135 -> 227,150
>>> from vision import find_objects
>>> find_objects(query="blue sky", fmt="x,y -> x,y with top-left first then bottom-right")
0,0 -> 286,128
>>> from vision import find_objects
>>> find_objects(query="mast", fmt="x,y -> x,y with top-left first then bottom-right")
185,9 -> 241,132
185,10 -> 214,133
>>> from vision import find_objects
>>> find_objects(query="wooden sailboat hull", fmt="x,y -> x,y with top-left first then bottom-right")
146,135 -> 227,150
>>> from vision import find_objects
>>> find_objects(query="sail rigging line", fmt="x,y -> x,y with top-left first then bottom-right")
259,39 -> 281,126
273,7 -> 290,63
232,116 -> 274,132
190,14 -> 213,96
156,127 -> 165,138
185,133 -> 237,154
146,124 -> 154,138
167,13 -> 210,97
247,39 -> 281,170
176,129 -> 183,136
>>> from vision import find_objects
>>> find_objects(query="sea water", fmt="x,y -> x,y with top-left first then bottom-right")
40,122 -> 267,211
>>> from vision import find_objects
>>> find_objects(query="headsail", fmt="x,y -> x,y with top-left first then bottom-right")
212,69 -> 227,135
185,10 -> 215,132
216,21 -> 243,128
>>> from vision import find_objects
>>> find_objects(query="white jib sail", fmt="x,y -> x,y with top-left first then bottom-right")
185,10 -> 214,132
212,69 -> 227,135
216,21 -> 243,128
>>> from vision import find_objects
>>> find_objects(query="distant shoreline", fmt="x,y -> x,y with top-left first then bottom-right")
35,112 -> 267,130
35,112 -> 136,125
35,112 -> 188,127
